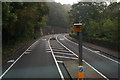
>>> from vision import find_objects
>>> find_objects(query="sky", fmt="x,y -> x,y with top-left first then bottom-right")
55,0 -> 120,5
55,0 -> 79,5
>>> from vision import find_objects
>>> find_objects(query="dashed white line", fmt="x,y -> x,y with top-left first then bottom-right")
24,52 -> 31,54
0,40 -> 39,79
26,50 -> 32,52
7,60 -> 14,63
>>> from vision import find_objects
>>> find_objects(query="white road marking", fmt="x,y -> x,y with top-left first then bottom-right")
24,52 -> 31,54
46,49 -> 51,50
83,60 -> 109,80
55,55 -> 78,60
83,46 -> 120,64
57,60 -> 64,63
56,34 -> 109,79
60,39 -> 64,40
54,52 -> 74,56
56,35 -> 78,57
63,34 -> 78,45
26,50 -> 32,52
64,34 -> 120,64
42,39 -> 47,40
48,38 -> 64,80
46,51 -> 52,53
53,49 -> 70,52
94,51 -> 100,53
7,60 -> 14,63
0,40 -> 39,79
52,48 -> 65,50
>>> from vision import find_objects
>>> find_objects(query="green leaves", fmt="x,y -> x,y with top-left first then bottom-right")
3,2 -> 49,45
69,2 -> 119,44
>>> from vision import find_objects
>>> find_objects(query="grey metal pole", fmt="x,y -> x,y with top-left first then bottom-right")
79,32 -> 82,65
78,32 -> 82,65
78,32 -> 83,80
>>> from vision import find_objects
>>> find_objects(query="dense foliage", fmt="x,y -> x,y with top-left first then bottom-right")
3,2 -> 49,45
69,2 -> 119,45
2,2 -> 49,55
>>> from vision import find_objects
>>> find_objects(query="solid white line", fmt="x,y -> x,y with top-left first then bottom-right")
83,46 -> 120,64
48,38 -> 64,80
64,34 -> 120,64
55,55 -> 78,60
83,60 -> 109,80
0,40 -> 39,79
54,52 -> 74,56
63,34 -> 78,45
57,34 -> 109,79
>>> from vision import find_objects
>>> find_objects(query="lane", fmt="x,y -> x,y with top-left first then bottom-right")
2,36 -> 61,78
58,34 -> 119,79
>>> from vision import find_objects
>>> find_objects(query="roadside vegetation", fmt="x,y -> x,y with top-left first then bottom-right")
69,2 -> 119,51
2,2 -> 49,62
2,2 -> 70,62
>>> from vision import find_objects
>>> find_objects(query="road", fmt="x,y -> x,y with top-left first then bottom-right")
1,34 -> 120,80
2,35 -> 61,79
57,34 -> 119,79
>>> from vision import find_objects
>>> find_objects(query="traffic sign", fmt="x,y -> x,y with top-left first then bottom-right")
78,66 -> 84,78
79,68 -> 84,72
73,23 -> 82,32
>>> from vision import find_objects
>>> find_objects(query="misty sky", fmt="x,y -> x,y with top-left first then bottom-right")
55,0 -> 119,5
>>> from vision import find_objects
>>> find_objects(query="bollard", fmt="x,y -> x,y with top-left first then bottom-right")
78,65 -> 84,79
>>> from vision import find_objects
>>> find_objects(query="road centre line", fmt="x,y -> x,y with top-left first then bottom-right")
57,34 -> 109,79
48,38 -> 64,80
63,34 -> 120,64
0,39 -> 39,79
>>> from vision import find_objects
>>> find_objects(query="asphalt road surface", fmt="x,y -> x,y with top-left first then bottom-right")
57,34 -> 120,79
2,35 -> 61,79
1,34 -> 120,80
